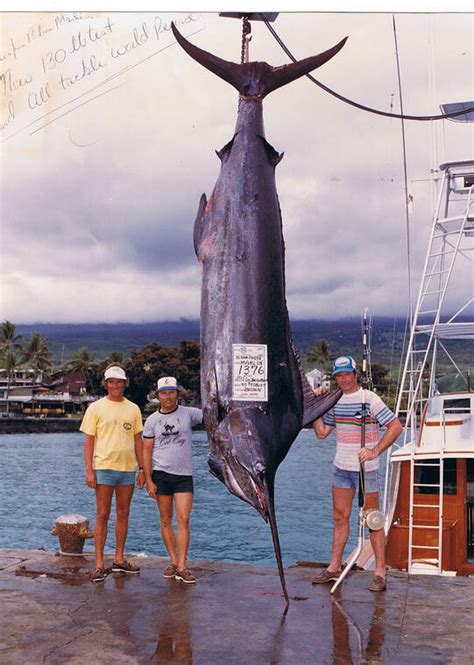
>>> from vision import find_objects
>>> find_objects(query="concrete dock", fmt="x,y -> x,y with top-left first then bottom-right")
1,549 -> 473,664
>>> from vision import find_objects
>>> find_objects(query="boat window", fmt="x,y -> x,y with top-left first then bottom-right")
467,460 -> 474,500
414,459 -> 457,495
442,398 -> 471,414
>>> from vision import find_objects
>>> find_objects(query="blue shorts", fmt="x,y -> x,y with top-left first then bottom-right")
95,469 -> 136,486
333,466 -> 379,494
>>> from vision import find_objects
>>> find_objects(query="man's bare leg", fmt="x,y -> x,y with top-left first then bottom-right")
157,495 -> 177,565
174,492 -> 193,571
94,484 -> 114,569
366,491 -> 386,578
114,483 -> 134,564
329,487 -> 356,571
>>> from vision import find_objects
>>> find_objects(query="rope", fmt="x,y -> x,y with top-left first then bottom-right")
238,16 -> 252,110
241,15 -> 251,64
262,17 -> 474,122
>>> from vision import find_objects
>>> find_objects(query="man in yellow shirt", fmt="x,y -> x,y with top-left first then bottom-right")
80,365 -> 145,582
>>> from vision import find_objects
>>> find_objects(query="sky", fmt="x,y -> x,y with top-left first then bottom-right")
0,6 -> 473,323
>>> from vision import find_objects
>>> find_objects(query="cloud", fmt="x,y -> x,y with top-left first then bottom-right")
1,11 -> 472,323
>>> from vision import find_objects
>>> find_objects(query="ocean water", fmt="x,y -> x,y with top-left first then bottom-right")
0,429 -> 368,567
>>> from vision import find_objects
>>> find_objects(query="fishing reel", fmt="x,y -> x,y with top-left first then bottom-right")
363,508 -> 385,531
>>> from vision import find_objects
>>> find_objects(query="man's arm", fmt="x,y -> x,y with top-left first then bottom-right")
143,437 -> 157,497
84,434 -> 96,488
134,432 -> 145,489
312,418 -> 334,440
359,417 -> 403,463
311,387 -> 335,439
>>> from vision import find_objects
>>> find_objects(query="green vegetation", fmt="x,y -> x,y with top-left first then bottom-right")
127,340 -> 200,410
0,321 -> 202,413
304,338 -> 333,373
1,321 -> 53,381
2,320 -> 471,415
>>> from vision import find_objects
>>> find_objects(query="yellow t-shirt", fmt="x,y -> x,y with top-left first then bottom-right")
80,397 -> 143,472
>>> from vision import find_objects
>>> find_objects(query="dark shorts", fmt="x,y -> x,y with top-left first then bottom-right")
152,470 -> 194,496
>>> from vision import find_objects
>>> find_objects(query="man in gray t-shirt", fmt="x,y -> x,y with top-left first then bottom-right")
143,376 -> 202,584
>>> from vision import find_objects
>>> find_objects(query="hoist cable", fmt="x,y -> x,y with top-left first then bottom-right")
262,17 -> 474,122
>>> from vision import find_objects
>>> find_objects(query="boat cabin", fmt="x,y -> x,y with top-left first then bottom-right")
385,392 -> 474,575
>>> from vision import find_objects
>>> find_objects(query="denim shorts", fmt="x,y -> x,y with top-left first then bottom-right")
333,465 -> 379,494
152,470 -> 194,496
95,469 -> 136,486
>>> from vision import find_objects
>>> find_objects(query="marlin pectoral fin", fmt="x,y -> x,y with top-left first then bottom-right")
289,336 -> 342,426
193,193 -> 208,257
302,385 -> 342,427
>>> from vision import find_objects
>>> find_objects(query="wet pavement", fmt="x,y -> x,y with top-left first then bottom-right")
1,549 -> 473,664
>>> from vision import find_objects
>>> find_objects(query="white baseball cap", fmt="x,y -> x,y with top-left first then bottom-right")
104,366 -> 127,381
157,376 -> 178,391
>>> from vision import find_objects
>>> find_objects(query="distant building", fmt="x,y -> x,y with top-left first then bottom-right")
0,369 -> 97,418
305,367 -> 330,391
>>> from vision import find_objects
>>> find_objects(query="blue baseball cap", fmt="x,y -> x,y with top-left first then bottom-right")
332,356 -> 357,375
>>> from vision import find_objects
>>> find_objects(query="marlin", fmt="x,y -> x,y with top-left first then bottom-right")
172,22 -> 346,605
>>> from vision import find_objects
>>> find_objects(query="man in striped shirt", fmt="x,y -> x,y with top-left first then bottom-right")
312,356 -> 402,591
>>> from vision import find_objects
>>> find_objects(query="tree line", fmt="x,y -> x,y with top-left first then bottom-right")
1,320 -> 395,412
0,321 -> 202,411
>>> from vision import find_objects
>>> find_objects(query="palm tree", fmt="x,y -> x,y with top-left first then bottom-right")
0,320 -> 22,358
20,332 -> 53,382
2,351 -> 21,416
105,351 -> 127,367
305,339 -> 332,369
67,347 -> 97,393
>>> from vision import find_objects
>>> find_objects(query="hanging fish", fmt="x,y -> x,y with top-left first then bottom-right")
172,22 -> 345,605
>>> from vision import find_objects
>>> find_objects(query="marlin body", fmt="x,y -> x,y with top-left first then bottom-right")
172,23 -> 346,604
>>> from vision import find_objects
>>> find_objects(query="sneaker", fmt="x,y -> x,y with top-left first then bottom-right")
91,568 -> 108,583
369,576 -> 386,592
163,563 -> 178,578
175,568 -> 196,584
311,568 -> 341,585
111,560 -> 140,574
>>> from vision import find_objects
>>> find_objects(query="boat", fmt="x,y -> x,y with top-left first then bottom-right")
383,159 -> 474,576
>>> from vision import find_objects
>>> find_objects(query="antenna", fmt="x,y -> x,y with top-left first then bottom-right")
361,308 -> 373,391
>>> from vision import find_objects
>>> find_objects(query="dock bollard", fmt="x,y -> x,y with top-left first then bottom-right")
51,514 -> 93,555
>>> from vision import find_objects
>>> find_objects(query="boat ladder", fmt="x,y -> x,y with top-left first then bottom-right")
395,161 -> 474,445
408,454 -> 445,574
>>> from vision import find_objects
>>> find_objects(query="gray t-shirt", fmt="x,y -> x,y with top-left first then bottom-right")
143,405 -> 203,476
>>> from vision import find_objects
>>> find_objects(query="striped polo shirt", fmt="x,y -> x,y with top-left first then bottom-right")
323,388 -> 396,472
